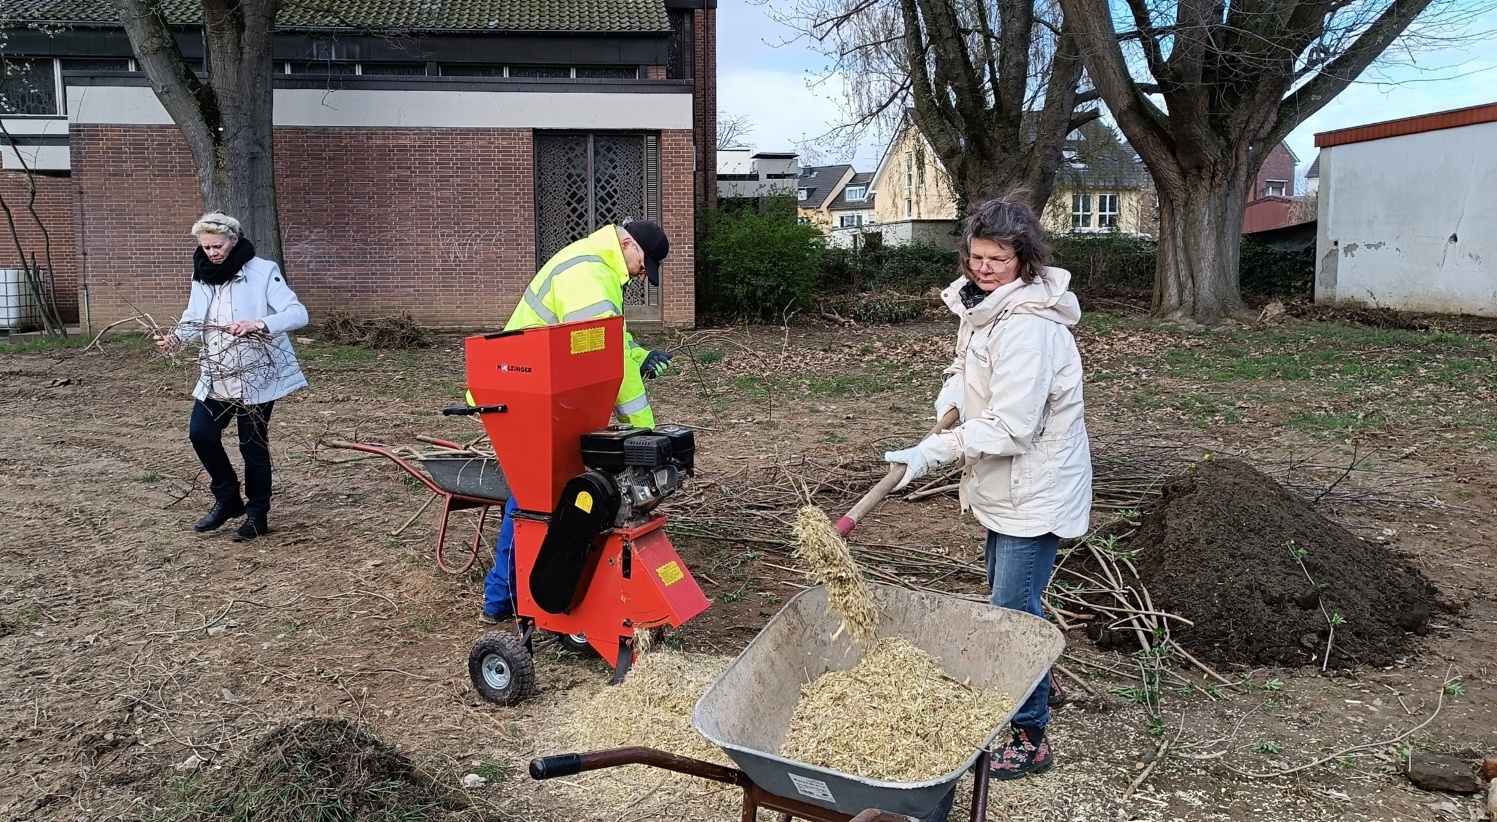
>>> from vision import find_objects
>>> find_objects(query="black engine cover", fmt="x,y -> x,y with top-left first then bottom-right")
529,470 -> 621,614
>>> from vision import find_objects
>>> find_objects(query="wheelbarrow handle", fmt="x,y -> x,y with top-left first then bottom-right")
441,404 -> 507,416
530,754 -> 583,779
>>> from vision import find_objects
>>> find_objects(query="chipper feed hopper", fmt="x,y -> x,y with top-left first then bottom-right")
460,315 -> 709,704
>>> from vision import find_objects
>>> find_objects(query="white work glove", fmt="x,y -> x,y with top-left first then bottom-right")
884,434 -> 961,491
934,377 -> 964,424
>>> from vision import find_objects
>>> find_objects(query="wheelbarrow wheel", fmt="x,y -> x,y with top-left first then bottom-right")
469,631 -> 535,705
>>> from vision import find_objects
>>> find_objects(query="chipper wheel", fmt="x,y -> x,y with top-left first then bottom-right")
469,632 -> 536,705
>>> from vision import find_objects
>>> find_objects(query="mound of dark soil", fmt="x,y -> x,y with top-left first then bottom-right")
1283,301 -> 1430,331
1117,459 -> 1450,668
169,717 -> 476,821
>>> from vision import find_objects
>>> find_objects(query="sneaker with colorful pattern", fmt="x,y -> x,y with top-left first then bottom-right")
988,726 -> 1053,781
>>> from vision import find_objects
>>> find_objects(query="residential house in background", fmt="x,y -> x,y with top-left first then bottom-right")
825,171 -> 876,248
1315,102 -> 1497,317
1042,121 -> 1158,237
1,0 -> 717,331
792,164 -> 855,229
1240,142 -> 1301,234
867,113 -> 962,248
716,149 -> 799,204
1305,154 -> 1320,194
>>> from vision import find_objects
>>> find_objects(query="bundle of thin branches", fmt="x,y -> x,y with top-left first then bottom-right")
319,309 -> 428,349
169,320 -> 296,396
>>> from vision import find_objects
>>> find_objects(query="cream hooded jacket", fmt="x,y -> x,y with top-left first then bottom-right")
930,267 -> 1093,538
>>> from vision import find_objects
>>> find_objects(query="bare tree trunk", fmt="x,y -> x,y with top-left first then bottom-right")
110,0 -> 284,265
1154,173 -> 1251,321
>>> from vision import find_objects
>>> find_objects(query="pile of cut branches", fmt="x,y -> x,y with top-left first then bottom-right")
321,309 -> 428,349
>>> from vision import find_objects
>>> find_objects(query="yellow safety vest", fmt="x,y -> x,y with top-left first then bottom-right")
504,226 -> 654,428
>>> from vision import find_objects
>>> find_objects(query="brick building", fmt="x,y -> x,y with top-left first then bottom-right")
1,0 -> 717,331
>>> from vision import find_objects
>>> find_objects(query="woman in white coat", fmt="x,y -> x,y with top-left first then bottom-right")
885,196 -> 1093,780
154,213 -> 308,541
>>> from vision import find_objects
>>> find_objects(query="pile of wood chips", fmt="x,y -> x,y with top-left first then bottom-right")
793,505 -> 878,641
552,651 -> 740,813
781,637 -> 1015,783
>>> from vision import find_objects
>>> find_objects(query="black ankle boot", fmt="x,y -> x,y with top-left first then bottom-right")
231,516 -> 268,542
195,499 -> 246,532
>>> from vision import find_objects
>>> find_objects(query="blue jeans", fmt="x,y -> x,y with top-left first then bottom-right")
188,399 -> 275,518
483,496 -> 520,617
985,530 -> 1060,729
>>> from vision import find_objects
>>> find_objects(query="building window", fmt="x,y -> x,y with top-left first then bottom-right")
1,58 -> 60,116
904,152 -> 913,188
1097,194 -> 1119,228
915,158 -> 925,188
509,65 -> 571,79
289,61 -> 356,77
1071,193 -> 1092,229
839,214 -> 864,228
667,9 -> 694,80
904,198 -> 912,218
576,66 -> 639,79
60,58 -> 133,73
845,185 -> 866,202
441,64 -> 506,77
1265,180 -> 1287,197
361,62 -> 428,76
797,188 -> 809,202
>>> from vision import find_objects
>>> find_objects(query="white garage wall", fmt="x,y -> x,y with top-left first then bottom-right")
1316,119 -> 1497,317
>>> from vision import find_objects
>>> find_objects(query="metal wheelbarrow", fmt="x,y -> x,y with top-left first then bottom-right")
324,438 -> 510,574
529,583 -> 1066,821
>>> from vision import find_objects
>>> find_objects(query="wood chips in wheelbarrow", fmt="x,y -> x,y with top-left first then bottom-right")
781,637 -> 1016,783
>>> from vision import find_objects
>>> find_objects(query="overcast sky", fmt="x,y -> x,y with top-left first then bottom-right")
716,3 -> 1497,184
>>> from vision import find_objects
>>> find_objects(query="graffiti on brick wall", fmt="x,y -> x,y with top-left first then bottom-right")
283,226 -> 332,274
437,227 -> 502,265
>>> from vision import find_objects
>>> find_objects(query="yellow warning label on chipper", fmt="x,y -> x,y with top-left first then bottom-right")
570,327 -> 605,354
575,491 -> 594,513
656,561 -> 684,586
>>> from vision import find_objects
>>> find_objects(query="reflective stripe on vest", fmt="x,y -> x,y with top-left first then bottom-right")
522,254 -> 606,325
615,394 -> 651,417
562,299 -> 620,323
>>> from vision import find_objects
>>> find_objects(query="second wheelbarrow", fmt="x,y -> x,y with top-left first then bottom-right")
325,438 -> 510,573
530,582 -> 1066,821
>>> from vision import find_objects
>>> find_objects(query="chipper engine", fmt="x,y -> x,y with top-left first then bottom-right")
457,315 -> 709,705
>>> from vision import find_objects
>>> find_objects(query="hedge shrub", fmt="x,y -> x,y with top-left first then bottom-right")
698,200 -> 826,320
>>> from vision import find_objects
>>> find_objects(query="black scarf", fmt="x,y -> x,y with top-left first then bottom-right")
193,237 -> 256,286
959,280 -> 988,309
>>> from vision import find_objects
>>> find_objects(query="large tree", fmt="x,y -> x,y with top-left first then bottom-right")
110,0 -> 283,264
1060,0 -> 1459,321
779,0 -> 1099,214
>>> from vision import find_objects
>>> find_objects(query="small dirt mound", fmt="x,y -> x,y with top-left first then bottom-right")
1115,459 -> 1449,668
165,717 -> 475,821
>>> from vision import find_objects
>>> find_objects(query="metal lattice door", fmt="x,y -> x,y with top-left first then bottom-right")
535,133 -> 661,320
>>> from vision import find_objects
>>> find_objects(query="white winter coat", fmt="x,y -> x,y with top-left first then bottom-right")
170,257 -> 309,405
934,267 -> 1093,538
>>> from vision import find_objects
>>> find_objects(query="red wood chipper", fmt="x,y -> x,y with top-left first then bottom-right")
455,315 -> 710,705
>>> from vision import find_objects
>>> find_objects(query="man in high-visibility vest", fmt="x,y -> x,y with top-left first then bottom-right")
480,219 -> 673,623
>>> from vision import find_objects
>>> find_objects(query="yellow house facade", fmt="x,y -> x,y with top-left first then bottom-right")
870,123 -> 960,224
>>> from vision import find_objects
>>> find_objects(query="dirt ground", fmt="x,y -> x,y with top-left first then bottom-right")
1,310 -> 1495,822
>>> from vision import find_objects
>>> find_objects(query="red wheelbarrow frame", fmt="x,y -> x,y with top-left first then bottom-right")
324,438 -> 500,574
528,746 -> 995,822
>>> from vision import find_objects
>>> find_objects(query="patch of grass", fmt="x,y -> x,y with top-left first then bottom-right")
818,432 -> 847,444
404,616 -> 439,633
136,472 -> 161,483
1251,739 -> 1283,755
695,349 -> 724,365
473,756 -> 511,782
1286,409 -> 1390,434
0,334 -> 91,353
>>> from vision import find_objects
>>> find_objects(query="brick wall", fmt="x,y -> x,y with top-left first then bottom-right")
0,171 -> 80,324
71,124 -> 698,331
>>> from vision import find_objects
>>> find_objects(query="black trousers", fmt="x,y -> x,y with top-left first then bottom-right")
188,398 -> 276,518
